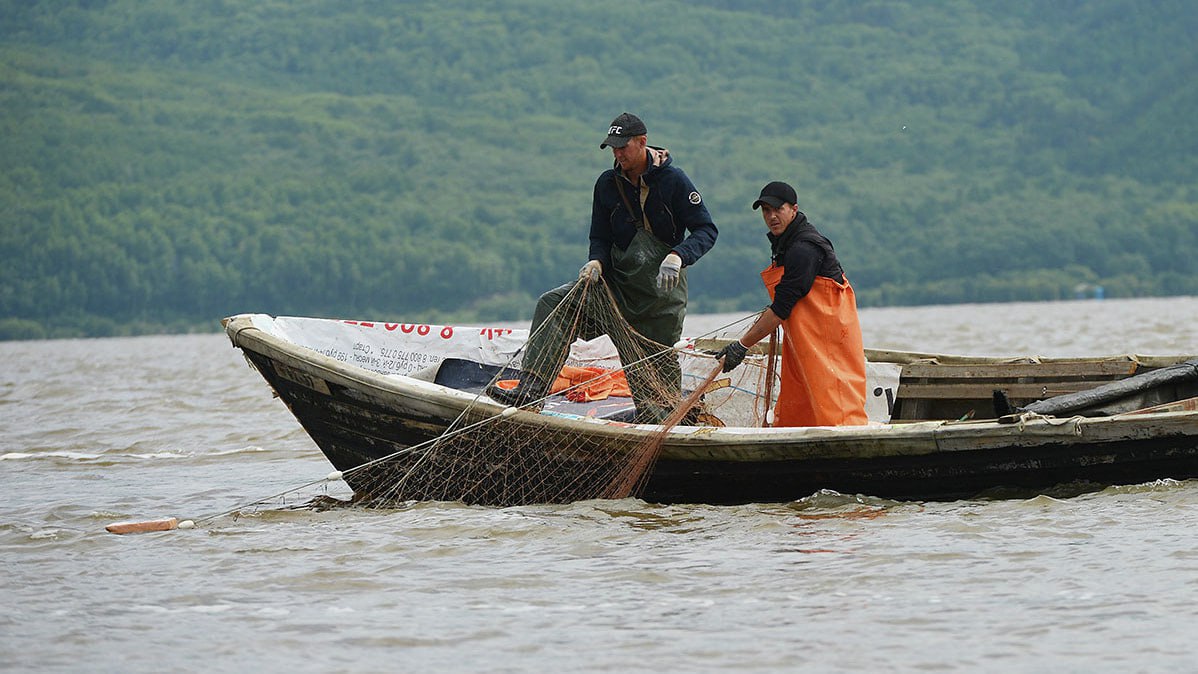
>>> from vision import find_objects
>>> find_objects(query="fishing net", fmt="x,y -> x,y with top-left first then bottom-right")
333,280 -> 763,507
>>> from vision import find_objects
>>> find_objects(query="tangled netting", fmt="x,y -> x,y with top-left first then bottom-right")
334,280 -> 765,507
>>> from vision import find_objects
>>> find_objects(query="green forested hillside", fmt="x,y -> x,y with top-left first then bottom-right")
2,0 -> 1196,339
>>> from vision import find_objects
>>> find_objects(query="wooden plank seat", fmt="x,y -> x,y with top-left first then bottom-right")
890,358 -> 1142,422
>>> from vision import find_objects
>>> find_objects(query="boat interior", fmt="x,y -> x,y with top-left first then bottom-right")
433,353 -> 1198,425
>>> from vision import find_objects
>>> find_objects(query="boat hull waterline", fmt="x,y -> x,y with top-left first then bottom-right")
225,314 -> 1198,503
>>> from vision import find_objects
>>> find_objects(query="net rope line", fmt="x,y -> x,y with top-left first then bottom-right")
186,404 -> 544,524
372,280 -> 688,499
474,282 -> 765,411
350,280 -> 771,505
195,285 -> 769,520
359,278 -> 758,443
376,281 -> 759,440
604,361 -> 725,498
367,279 -> 606,503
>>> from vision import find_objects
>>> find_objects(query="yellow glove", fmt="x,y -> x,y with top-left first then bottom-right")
579,260 -> 602,284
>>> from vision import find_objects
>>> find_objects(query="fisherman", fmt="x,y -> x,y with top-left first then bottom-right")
489,112 -> 718,420
716,181 -> 868,426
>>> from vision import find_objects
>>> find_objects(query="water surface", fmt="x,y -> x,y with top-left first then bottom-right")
3,297 -> 1197,672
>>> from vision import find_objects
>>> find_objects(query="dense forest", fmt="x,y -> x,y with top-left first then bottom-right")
2,0 -> 1196,340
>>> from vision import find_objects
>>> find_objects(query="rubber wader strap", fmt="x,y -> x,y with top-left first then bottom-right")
614,177 -> 651,233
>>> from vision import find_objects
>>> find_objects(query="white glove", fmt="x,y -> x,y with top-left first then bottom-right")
579,260 -> 602,284
656,253 -> 682,290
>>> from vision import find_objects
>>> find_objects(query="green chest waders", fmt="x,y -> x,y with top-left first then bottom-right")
606,228 -> 688,422
520,229 -> 689,421
608,228 -> 687,347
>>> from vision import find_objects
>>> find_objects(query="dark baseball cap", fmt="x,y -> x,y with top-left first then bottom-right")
752,181 -> 798,209
600,112 -> 647,149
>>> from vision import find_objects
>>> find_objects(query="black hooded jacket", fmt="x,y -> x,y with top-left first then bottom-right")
767,211 -> 845,319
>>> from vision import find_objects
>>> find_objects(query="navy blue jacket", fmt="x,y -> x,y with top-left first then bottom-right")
588,147 -> 718,271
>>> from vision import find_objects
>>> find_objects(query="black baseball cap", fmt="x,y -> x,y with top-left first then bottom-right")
600,112 -> 647,149
752,181 -> 798,209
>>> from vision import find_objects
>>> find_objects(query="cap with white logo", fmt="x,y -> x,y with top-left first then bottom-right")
600,112 -> 647,149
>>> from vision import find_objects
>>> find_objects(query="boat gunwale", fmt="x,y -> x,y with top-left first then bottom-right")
224,314 -> 1198,462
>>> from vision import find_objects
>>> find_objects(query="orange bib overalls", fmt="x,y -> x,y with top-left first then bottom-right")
762,264 -> 869,427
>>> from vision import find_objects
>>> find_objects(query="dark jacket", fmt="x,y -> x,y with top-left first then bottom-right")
769,212 -> 845,319
588,147 -> 718,271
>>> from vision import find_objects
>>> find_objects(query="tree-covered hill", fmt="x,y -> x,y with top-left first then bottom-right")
2,0 -> 1195,339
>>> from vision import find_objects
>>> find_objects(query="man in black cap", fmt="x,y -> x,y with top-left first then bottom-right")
489,112 -> 718,419
715,181 -> 868,427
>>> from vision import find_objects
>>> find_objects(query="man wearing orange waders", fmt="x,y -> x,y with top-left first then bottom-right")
716,181 -> 868,427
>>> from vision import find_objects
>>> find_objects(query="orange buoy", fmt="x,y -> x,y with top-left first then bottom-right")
105,517 -> 179,535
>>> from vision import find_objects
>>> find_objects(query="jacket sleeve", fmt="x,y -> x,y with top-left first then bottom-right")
588,174 -> 614,271
668,170 -> 718,267
770,241 -> 823,319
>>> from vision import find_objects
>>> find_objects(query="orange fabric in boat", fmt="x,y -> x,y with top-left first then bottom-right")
762,263 -> 868,427
495,366 -> 632,402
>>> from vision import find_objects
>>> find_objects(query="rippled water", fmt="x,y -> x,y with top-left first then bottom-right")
3,297 -> 1197,672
